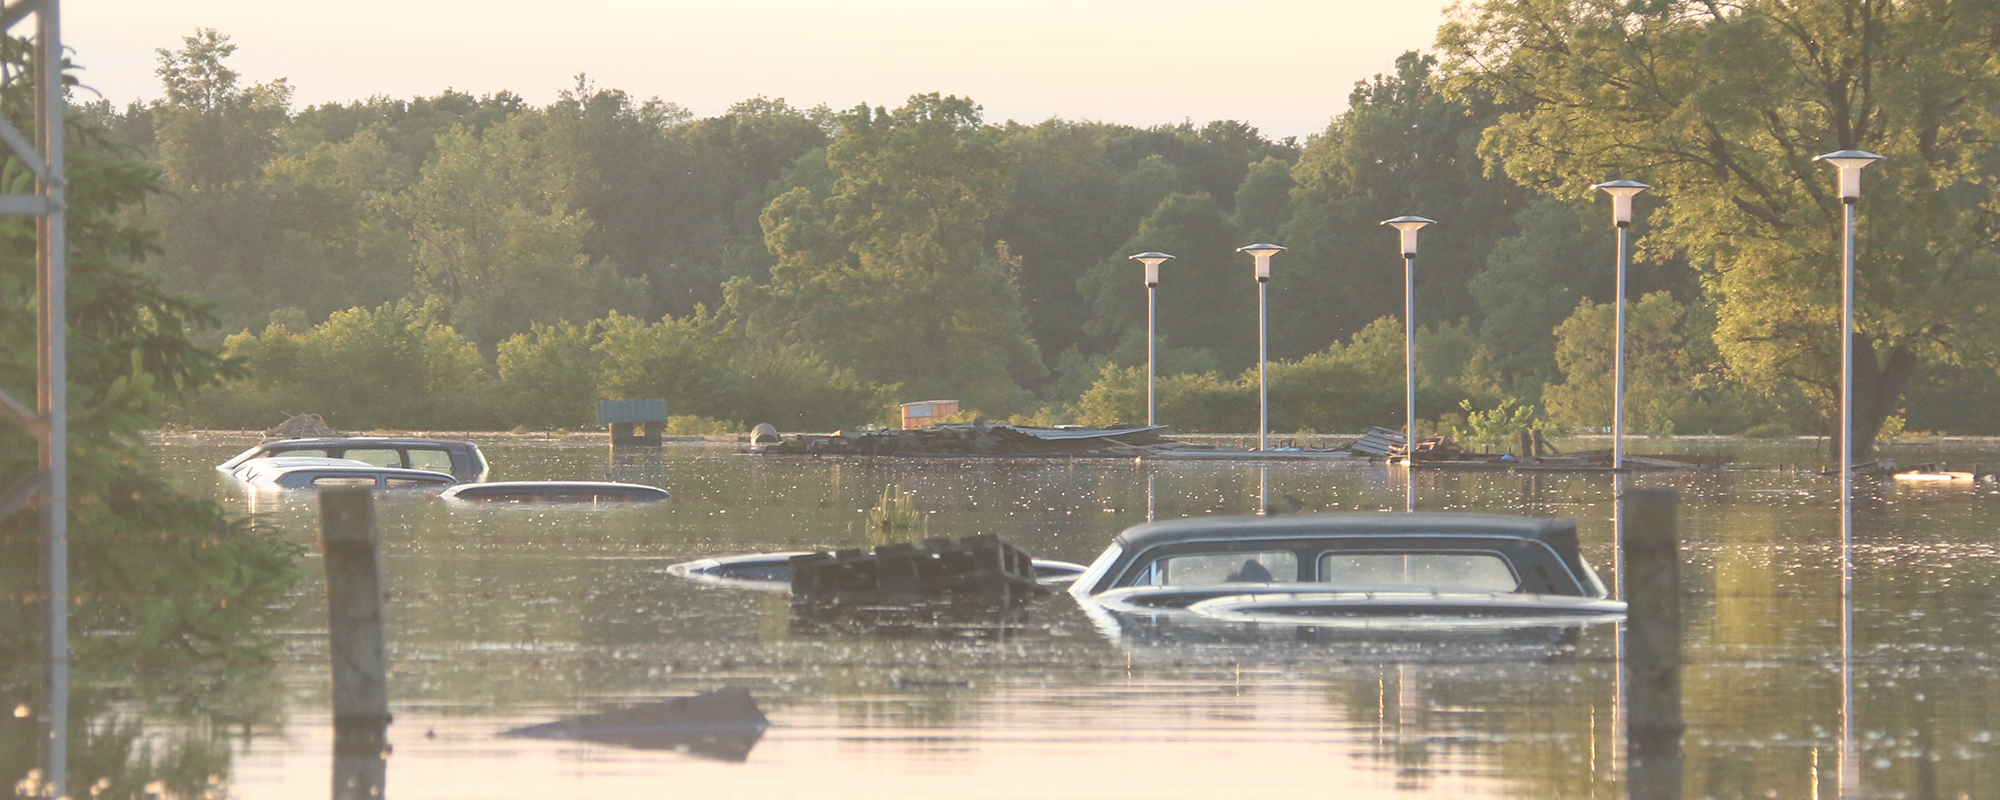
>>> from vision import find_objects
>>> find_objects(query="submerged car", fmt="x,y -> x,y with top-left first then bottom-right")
441,481 -> 670,503
218,437 -> 489,482
1070,512 -> 1624,630
232,457 -> 459,490
669,550 -> 1087,592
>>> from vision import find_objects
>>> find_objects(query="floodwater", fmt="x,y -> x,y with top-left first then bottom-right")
25,434 -> 2000,798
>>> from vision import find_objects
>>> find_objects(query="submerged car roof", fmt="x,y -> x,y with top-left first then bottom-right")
1110,512 -> 1592,588
240,436 -> 481,449
1113,512 -> 1579,551
218,437 -> 488,478
242,464 -> 458,488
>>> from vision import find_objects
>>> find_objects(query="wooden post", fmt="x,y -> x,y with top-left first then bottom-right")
320,488 -> 390,800
1621,488 -> 1682,799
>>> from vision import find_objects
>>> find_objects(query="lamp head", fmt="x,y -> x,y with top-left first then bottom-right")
1128,251 -> 1174,287
1380,216 -> 1436,257
1236,243 -> 1285,282
1814,150 -> 1885,201
1590,180 -> 1652,225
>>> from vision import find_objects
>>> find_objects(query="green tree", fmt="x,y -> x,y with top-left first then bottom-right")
1077,192 -> 1250,370
730,94 -> 1043,414
1542,292 -> 1692,436
1075,315 -> 1495,433
257,129 -> 412,321
144,29 -> 294,329
671,97 -> 833,314
200,299 -> 493,430
1,36 -> 298,791
1233,156 -> 1295,244
495,320 -> 601,429
404,113 -> 639,349
1441,0 -> 2000,458
1469,199 -> 1613,396
151,29 -> 291,192
988,119 -> 1128,363
592,311 -> 890,430
1281,51 -> 1526,356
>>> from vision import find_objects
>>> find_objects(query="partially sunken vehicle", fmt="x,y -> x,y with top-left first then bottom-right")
669,550 -> 1087,592
232,457 -> 458,490
441,481 -> 670,503
1070,512 -> 1624,628
218,437 -> 489,482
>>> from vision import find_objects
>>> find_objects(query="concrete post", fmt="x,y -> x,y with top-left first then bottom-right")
320,488 -> 390,799
1621,488 -> 1682,799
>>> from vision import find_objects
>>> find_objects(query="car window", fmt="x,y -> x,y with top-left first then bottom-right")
1318,552 -> 1518,591
1137,552 -> 1298,586
340,449 -> 404,468
407,449 -> 454,473
310,476 -> 379,489
385,476 -> 448,488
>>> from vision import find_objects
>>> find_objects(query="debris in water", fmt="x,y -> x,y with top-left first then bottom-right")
789,534 -> 1043,609
266,412 -> 338,439
499,687 -> 768,762
752,422 -> 1189,457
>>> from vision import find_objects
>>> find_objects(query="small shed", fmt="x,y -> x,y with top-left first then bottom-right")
597,399 -> 669,447
899,400 -> 959,430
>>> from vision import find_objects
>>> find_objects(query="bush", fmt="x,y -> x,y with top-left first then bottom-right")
594,310 -> 893,431
183,299 -> 495,430
495,321 -> 600,429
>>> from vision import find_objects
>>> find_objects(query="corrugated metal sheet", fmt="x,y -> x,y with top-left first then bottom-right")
1347,426 -> 1406,457
1002,424 -> 1168,441
596,398 -> 669,424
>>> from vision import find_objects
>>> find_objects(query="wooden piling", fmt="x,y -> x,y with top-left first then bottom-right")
1621,488 -> 1682,799
320,487 -> 390,800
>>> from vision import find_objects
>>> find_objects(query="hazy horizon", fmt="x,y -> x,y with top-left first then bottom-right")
66,0 -> 1455,140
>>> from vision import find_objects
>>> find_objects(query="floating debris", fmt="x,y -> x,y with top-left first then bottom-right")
1894,463 -> 1995,483
1345,426 -> 1407,457
266,412 -> 338,439
753,422 -> 1189,457
499,687 -> 768,762
790,535 -> 1044,609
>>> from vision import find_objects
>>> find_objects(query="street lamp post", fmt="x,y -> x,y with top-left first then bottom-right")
1129,252 -> 1174,427
1590,180 -> 1652,473
1813,149 -> 1882,567
1814,147 -> 1881,800
1381,217 -> 1434,512
1237,243 -> 1285,451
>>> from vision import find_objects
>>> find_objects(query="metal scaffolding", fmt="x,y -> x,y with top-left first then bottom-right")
0,0 -> 67,795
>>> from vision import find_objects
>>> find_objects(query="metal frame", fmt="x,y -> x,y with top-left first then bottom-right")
0,1 -> 67,795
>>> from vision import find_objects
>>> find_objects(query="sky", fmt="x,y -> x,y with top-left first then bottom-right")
63,0 -> 1458,142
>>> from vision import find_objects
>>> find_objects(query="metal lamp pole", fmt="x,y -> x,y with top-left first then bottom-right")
1591,181 -> 1651,473
1811,150 -> 1881,563
1814,147 -> 1880,800
1237,243 -> 1285,450
1381,217 -> 1434,512
1129,252 -> 1174,427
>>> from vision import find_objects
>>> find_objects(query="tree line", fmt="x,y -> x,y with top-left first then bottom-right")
93,3 -> 2000,457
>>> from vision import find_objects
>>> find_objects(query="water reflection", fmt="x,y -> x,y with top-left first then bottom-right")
74,434 -> 2000,798
6,434 -> 300,799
